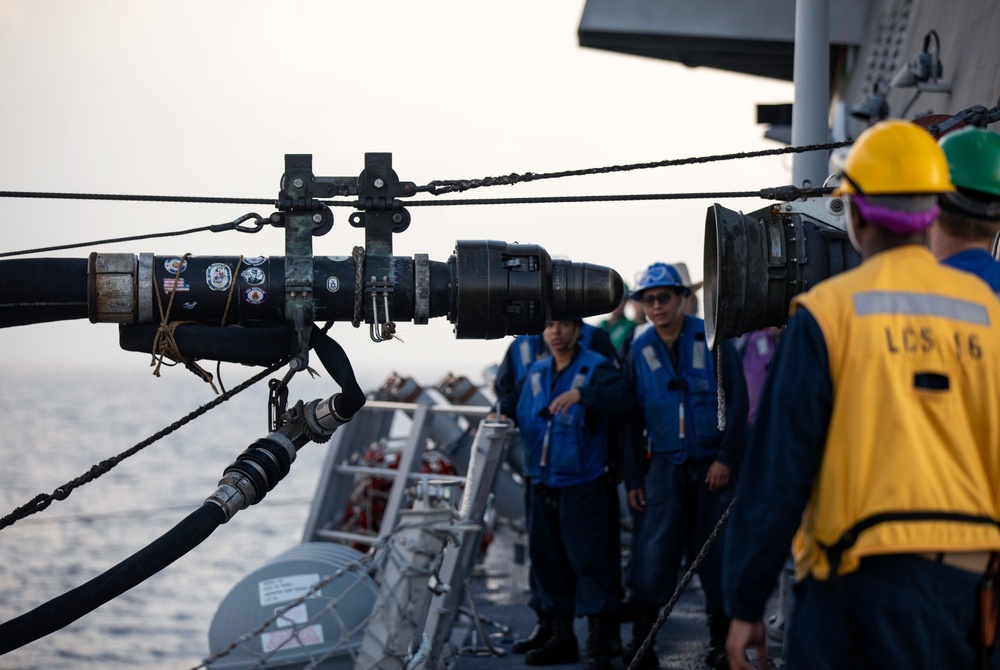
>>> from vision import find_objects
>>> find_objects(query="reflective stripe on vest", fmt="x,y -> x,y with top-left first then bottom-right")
854,291 -> 990,325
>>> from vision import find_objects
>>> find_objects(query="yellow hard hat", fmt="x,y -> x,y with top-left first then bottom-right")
835,119 -> 955,196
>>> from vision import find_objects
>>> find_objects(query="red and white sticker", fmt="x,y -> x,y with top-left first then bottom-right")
164,258 -> 188,275
260,624 -> 324,652
244,287 -> 267,304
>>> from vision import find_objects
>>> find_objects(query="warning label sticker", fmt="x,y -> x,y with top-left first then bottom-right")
275,603 -> 309,628
258,573 -> 320,607
261,624 -> 325,652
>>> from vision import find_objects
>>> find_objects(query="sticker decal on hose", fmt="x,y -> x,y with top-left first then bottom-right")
206,263 -> 232,291
163,278 -> 189,292
164,258 -> 188,274
241,267 -> 265,285
244,287 -> 267,304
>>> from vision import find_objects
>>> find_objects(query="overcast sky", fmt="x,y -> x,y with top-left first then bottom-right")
0,0 -> 794,392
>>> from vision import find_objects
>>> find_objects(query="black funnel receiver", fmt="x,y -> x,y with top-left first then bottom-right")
550,259 -> 624,324
704,201 -> 860,349
450,240 -> 623,339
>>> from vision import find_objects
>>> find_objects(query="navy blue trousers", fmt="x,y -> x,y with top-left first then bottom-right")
785,554 -> 999,669
630,456 -> 734,614
529,477 -> 623,616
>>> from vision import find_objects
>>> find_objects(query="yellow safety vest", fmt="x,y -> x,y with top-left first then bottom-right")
791,245 -> 1000,580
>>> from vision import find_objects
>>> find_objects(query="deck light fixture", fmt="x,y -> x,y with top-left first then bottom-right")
890,30 -> 952,117
850,78 -> 891,123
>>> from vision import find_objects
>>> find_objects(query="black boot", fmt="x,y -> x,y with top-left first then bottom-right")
586,614 -> 614,670
513,613 -> 553,654
623,605 -> 659,670
704,613 -> 731,669
525,615 -> 579,666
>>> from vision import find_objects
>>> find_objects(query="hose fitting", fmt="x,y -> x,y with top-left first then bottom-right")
205,431 -> 297,521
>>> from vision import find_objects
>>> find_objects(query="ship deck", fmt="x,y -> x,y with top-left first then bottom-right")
450,523 -> 783,670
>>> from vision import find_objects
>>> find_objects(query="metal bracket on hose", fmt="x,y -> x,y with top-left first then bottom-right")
276,154 -> 341,372
349,152 -> 416,342
368,275 -> 397,342
273,152 -> 416,357
267,152 -> 416,424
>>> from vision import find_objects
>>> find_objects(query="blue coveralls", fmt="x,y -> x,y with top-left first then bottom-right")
515,347 -> 628,616
943,248 -> 1000,293
622,317 -> 746,615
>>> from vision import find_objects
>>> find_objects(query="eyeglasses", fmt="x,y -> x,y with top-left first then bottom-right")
640,291 -> 676,307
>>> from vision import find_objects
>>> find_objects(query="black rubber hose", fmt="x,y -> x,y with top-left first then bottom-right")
0,259 -> 89,327
0,503 -> 225,655
119,322 -> 293,367
309,329 -> 366,419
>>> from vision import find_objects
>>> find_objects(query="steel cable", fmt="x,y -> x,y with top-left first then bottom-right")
422,140 -> 852,194
626,497 -> 736,670
0,360 -> 287,531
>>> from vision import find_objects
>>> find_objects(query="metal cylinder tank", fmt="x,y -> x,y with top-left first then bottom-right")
207,542 -> 377,669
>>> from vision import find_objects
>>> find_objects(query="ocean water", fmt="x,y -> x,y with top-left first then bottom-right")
0,365 -> 358,670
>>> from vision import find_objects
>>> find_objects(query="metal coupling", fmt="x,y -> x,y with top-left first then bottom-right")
408,476 -> 463,508
205,471 -> 258,522
87,253 -> 140,323
204,432 -> 298,521
312,393 -> 353,433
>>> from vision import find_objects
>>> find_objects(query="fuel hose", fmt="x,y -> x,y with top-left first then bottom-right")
0,503 -> 225,654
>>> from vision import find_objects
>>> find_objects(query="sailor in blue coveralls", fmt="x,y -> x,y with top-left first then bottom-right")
514,319 -> 630,670
495,324 -> 619,473
493,323 -> 618,657
620,262 -> 747,670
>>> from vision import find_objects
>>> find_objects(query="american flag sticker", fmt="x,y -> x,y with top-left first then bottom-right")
163,278 -> 190,292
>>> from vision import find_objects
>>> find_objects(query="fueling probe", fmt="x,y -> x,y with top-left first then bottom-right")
0,152 -> 625,371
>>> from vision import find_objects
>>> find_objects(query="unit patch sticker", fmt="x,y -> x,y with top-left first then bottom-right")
243,256 -> 266,266
241,267 -> 265,285
164,258 -> 188,275
163,278 -> 190,292
326,276 -> 340,292
206,263 -> 232,291
244,287 -> 267,304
